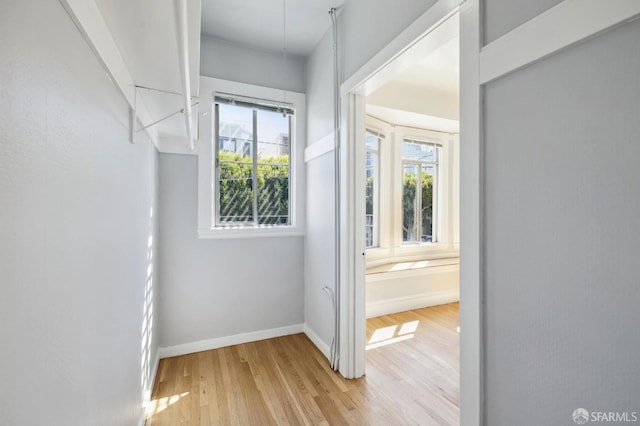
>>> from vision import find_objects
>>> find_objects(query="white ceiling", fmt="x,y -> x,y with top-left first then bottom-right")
366,14 -> 460,134
393,36 -> 459,96
201,0 -> 346,56
366,104 -> 460,133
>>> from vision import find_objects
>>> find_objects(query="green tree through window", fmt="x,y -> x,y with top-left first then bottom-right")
215,99 -> 291,226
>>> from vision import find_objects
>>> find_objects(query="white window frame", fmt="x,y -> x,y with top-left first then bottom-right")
214,97 -> 293,227
400,138 -> 441,245
197,77 -> 306,239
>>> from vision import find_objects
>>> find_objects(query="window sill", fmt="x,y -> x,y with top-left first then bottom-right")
364,245 -> 459,269
366,257 -> 459,275
197,226 -> 305,240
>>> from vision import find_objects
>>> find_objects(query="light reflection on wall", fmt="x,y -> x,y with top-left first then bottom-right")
141,206 -> 155,406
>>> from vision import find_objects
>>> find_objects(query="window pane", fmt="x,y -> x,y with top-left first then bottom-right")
218,103 -> 254,224
421,164 -> 436,242
402,140 -> 437,162
402,139 -> 439,244
365,133 -> 379,248
257,110 -> 290,225
402,163 -> 419,242
257,164 -> 289,224
219,103 -> 253,158
365,133 -> 379,151
219,164 -> 253,223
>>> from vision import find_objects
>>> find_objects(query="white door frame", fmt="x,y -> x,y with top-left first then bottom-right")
337,2 -> 482,425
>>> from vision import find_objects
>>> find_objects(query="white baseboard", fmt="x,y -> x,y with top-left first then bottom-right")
147,349 -> 160,397
366,288 -> 459,318
138,347 -> 161,426
151,348 -> 160,378
303,324 -> 331,360
158,323 -> 305,358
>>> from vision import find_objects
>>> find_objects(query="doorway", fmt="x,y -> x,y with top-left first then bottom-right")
339,4 -> 462,380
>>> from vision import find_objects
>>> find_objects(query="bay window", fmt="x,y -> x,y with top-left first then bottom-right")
363,116 -> 459,262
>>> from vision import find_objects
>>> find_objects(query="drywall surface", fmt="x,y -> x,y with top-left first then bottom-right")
483,18 -> 640,425
303,31 -> 337,353
366,266 -> 459,318
483,0 -> 562,44
303,153 -> 337,351
0,1 -> 159,424
158,154 -> 304,347
338,0 -> 439,80
306,32 -> 335,147
201,35 -> 306,93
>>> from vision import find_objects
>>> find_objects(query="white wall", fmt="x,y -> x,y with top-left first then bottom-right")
0,1 -> 159,424
158,154 -> 305,350
483,13 -> 640,426
366,266 -> 459,318
304,0 -> 440,356
200,35 -> 306,93
154,37 -> 307,354
303,31 -> 337,354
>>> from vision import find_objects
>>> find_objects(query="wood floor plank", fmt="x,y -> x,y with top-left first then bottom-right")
146,303 -> 459,425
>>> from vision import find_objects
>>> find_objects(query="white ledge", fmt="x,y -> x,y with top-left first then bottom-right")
304,132 -> 335,163
198,226 -> 305,239
479,0 -> 640,84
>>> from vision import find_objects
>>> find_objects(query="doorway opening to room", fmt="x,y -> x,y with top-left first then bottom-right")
343,9 -> 461,423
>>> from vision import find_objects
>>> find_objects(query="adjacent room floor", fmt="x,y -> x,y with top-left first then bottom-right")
146,303 -> 459,425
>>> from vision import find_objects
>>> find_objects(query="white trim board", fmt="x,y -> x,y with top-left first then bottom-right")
366,264 -> 460,282
59,0 -> 159,146
158,324 -> 304,358
147,350 -> 161,400
138,350 -> 161,426
304,133 -> 335,163
479,0 -> 640,84
459,0 -> 483,424
366,288 -> 460,319
303,325 -> 332,360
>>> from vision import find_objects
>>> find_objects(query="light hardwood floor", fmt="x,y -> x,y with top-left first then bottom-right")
146,303 -> 459,425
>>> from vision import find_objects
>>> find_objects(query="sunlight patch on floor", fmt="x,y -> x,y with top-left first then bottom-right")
146,392 -> 189,417
366,320 -> 420,350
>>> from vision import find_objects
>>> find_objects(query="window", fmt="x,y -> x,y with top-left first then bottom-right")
401,139 -> 439,243
362,116 -> 459,263
365,131 -> 382,248
197,77 -> 305,239
215,97 -> 292,226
